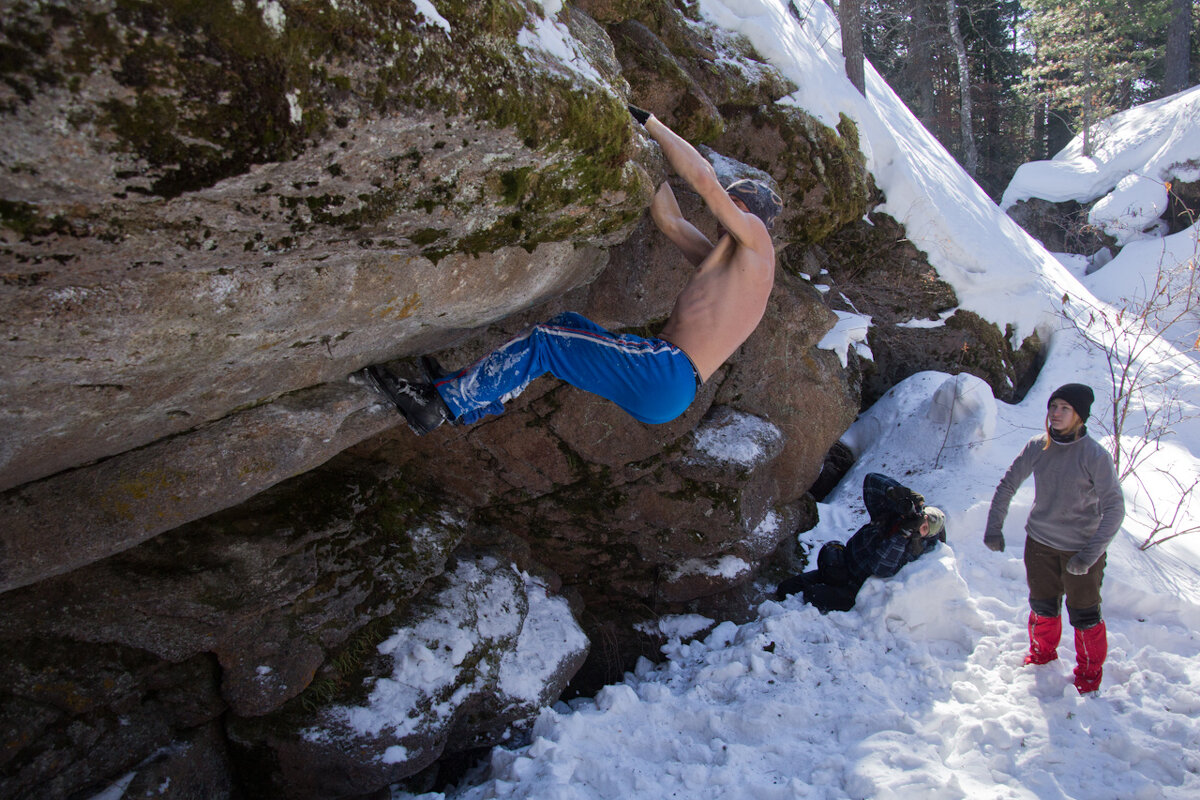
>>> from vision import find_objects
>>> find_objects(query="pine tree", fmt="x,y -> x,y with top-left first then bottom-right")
962,0 -> 1031,191
1022,0 -> 1171,156
862,0 -> 1029,198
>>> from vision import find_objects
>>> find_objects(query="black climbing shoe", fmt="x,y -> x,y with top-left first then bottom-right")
419,355 -> 452,383
361,364 -> 452,435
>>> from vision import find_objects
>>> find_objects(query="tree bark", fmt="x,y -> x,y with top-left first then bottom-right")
841,0 -> 866,94
908,0 -> 938,127
1164,0 -> 1193,95
945,0 -> 979,176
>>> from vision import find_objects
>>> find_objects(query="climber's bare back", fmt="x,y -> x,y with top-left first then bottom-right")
659,220 -> 775,382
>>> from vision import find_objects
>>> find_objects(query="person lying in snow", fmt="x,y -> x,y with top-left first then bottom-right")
357,105 -> 782,435
775,473 -> 946,613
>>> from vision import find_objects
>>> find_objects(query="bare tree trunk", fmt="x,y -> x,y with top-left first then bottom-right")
909,0 -> 937,126
1082,47 -> 1094,157
840,0 -> 866,94
1033,95 -> 1047,160
945,0 -> 979,176
1164,0 -> 1193,95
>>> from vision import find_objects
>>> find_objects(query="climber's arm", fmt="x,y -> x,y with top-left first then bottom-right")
650,181 -> 714,267
643,115 -> 762,248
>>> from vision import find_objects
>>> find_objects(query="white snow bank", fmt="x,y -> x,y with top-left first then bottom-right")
840,371 -> 998,474
1083,220 -> 1200,351
1003,84 -> 1200,210
499,575 -> 591,704
1088,174 -> 1171,246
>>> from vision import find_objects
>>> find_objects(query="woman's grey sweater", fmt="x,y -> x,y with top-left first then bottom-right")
985,431 -> 1125,568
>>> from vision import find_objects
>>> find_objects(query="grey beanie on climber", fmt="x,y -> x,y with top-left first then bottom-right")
726,179 -> 784,230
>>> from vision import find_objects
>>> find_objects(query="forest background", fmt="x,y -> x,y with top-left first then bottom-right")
839,0 -> 1200,200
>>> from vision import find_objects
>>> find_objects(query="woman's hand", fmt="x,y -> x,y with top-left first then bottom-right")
1065,553 -> 1091,574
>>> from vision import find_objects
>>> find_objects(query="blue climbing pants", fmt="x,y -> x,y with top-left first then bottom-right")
433,312 -> 699,425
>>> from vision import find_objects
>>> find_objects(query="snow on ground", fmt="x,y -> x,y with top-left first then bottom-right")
399,358 -> 1200,800
388,1 -> 1200,798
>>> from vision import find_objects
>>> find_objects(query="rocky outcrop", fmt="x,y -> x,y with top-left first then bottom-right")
1004,178 -> 1200,261
227,556 -> 588,799
0,0 -> 646,589
0,2 -> 1031,798
0,456 -> 461,795
799,213 -> 1043,406
1004,197 -> 1114,257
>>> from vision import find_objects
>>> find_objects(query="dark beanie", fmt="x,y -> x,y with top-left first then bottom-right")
1048,383 -> 1094,422
726,179 -> 784,229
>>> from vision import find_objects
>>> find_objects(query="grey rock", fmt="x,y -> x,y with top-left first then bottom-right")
228,555 -> 588,800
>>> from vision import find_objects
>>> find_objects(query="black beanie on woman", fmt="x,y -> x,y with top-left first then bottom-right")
1048,383 -> 1094,422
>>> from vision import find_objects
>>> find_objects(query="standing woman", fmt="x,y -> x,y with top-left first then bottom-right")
984,384 -> 1125,694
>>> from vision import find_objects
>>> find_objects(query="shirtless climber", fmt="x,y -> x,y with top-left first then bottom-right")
360,105 -> 783,434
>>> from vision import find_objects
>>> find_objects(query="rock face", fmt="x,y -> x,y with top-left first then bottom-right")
799,213 -> 1044,407
1004,179 -> 1200,266
228,556 -> 589,799
1004,197 -> 1115,257
1,0 -> 644,592
0,2 -> 1034,798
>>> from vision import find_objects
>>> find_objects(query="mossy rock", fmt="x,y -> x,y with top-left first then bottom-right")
715,107 -> 875,244
609,19 -> 724,142
226,554 -> 585,799
1,0 -> 643,246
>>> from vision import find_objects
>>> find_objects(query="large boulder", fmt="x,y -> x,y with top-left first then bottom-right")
799,212 -> 1043,406
0,635 -> 225,800
0,452 -> 590,800
0,0 -> 648,587
347,263 -> 855,689
0,457 -> 468,716
1004,197 -> 1114,256
227,556 -> 588,800
0,2 -> 1030,797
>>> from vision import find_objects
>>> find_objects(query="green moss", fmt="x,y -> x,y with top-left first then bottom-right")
300,616 -> 392,713
499,167 -> 536,205
0,199 -> 39,235
664,477 -> 740,514
835,113 -> 860,153
410,228 -> 443,246
7,0 -> 643,267
69,0 -> 334,197
0,4 -> 62,108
